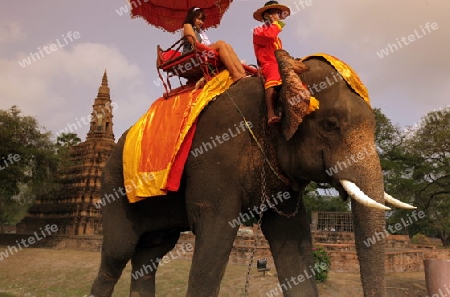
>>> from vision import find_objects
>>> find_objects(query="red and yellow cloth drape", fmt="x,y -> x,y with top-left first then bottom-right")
123,70 -> 233,203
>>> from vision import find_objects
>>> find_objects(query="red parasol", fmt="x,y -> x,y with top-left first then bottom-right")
129,0 -> 234,33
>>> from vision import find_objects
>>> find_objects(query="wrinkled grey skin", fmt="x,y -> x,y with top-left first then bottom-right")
90,55 -> 386,297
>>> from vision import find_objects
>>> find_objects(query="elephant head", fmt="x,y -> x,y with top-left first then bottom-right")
274,50 -> 415,296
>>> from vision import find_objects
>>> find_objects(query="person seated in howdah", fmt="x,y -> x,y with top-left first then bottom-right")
182,7 -> 248,83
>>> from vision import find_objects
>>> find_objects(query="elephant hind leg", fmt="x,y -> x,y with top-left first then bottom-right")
90,251 -> 134,297
90,230 -> 139,296
130,231 -> 181,297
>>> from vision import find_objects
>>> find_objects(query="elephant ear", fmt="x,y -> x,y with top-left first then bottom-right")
275,49 -> 311,140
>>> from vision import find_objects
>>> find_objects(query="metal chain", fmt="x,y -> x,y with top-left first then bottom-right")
260,120 -> 301,219
243,166 -> 301,295
222,83 -> 289,186
261,166 -> 301,218
243,122 -> 271,296
213,74 -> 300,295
242,201 -> 264,296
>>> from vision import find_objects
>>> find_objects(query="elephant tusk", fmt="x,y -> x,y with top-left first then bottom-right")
340,179 -> 391,211
384,192 -> 417,209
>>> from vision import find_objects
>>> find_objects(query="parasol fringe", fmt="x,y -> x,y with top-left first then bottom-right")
128,0 -> 234,33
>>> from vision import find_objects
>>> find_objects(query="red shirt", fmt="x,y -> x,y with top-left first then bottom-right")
253,21 -> 283,67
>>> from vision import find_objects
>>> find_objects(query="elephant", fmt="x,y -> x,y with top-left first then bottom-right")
90,49 -> 414,297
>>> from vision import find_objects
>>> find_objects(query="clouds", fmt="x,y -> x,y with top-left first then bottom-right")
283,0 -> 450,127
0,38 -> 147,140
0,0 -> 449,143
0,21 -> 26,45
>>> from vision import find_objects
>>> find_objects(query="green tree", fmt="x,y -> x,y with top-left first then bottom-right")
0,106 -> 60,231
55,132 -> 81,173
373,108 -> 421,235
373,108 -> 417,189
56,132 -> 81,147
406,108 -> 450,246
303,182 -> 350,221
374,107 -> 450,244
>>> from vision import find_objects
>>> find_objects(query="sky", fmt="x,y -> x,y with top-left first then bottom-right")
1,0 -> 448,142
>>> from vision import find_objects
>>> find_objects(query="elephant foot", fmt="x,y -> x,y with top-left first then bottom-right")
130,292 -> 153,297
90,271 -> 120,297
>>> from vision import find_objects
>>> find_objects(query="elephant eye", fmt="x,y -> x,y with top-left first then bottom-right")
320,117 -> 340,132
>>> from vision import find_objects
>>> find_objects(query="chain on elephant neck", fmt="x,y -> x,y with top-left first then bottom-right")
217,77 -> 300,295
261,166 -> 301,218
220,80 -> 289,186
243,166 -> 301,295
243,192 -> 265,296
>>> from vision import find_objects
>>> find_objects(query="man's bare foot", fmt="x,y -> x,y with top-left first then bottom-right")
230,75 -> 251,86
195,77 -> 206,89
268,115 -> 281,126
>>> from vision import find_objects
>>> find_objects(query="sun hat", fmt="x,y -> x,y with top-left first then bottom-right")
253,1 -> 291,22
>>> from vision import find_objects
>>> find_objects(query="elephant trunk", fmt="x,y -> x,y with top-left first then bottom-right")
345,154 -> 387,296
352,193 -> 387,296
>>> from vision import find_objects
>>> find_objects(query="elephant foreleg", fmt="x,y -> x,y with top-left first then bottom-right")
185,194 -> 241,297
261,198 -> 319,297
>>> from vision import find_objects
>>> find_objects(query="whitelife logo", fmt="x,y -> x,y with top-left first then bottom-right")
0,153 -> 21,171
376,22 -> 439,58
190,121 -> 253,157
130,244 -> 193,280
363,210 -> 425,247
18,31 -> 81,68
0,224 -> 58,261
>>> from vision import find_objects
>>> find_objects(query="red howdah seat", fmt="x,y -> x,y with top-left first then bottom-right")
157,35 -> 258,98
157,35 -> 224,98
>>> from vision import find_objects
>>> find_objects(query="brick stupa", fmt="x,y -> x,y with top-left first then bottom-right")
17,71 -> 116,235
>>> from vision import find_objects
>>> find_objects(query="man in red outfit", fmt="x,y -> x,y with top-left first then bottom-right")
253,1 -> 291,125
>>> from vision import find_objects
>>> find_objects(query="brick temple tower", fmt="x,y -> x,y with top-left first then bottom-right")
17,71 -> 116,235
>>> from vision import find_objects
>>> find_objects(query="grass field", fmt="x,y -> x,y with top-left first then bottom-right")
0,246 -> 427,297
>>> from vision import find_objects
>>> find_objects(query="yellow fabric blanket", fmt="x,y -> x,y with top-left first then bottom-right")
303,53 -> 371,107
123,70 -> 233,203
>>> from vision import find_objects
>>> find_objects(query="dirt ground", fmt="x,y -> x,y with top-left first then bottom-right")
0,246 -> 428,297
227,270 -> 427,297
